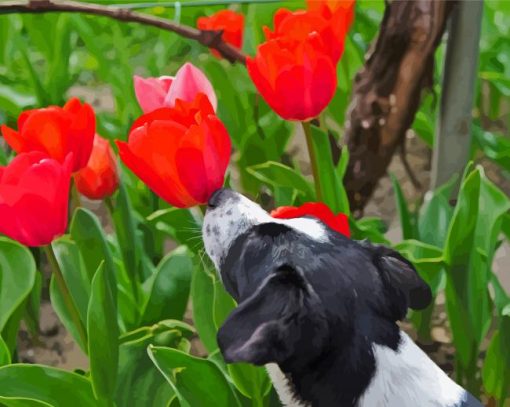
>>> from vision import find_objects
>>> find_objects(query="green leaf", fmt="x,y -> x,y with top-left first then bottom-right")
0,364 -> 102,406
0,335 -> 10,366
112,174 -> 143,284
309,124 -> 349,214
213,278 -> 236,330
418,176 -> 457,248
148,346 -> 241,407
24,271 -> 42,340
87,263 -> 119,402
147,208 -> 201,251
247,161 -> 315,201
115,320 -> 196,407
70,208 -> 117,301
394,240 -> 444,293
227,363 -> 272,403
0,237 -> 36,332
116,329 -> 177,407
0,397 -> 53,407
52,238 -> 91,321
444,167 -> 510,372
141,246 -> 193,325
482,316 -> 510,401
191,266 -> 218,354
390,174 -> 415,240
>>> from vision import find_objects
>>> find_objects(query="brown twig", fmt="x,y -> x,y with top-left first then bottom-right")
0,0 -> 246,64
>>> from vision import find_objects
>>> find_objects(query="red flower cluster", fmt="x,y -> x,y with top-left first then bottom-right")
0,98 -> 98,246
197,10 -> 245,59
1,98 -> 95,172
117,93 -> 231,208
0,99 -> 120,247
248,0 -> 355,121
271,202 -> 350,238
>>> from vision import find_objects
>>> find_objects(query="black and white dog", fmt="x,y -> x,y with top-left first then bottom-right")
202,188 -> 482,407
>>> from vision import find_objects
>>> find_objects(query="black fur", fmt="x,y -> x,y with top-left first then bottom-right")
217,222 -> 432,407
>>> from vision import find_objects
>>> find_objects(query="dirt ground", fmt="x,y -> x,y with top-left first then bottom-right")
15,110 -> 510,404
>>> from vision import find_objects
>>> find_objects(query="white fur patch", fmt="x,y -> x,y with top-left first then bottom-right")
203,192 -> 327,270
359,332 -> 464,407
266,363 -> 308,407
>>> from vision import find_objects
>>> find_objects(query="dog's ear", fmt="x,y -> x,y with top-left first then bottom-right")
217,264 -> 328,366
363,242 -> 432,320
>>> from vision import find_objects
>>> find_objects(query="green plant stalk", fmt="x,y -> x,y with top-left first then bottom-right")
71,179 -> 82,210
302,121 -> 323,201
104,195 -> 139,305
411,303 -> 434,343
44,244 -> 88,348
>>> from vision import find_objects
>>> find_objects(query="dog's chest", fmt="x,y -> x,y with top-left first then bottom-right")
266,333 -> 471,407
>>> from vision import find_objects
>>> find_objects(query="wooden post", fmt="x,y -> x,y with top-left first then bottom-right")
430,0 -> 484,190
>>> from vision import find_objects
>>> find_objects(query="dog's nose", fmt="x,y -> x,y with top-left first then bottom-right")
208,188 -> 236,209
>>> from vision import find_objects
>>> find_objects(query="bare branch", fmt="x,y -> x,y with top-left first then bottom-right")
0,0 -> 246,64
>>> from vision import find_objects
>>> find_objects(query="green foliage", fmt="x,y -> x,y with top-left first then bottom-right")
0,1 -> 509,405
87,263 -> 119,402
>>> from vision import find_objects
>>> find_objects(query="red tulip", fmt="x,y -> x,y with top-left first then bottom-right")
0,152 -> 73,247
75,135 -> 119,200
271,202 -> 350,237
1,98 -> 95,172
116,93 -> 231,208
247,34 -> 337,121
134,63 -> 217,113
307,0 -> 355,41
263,8 -> 345,64
197,10 -> 245,59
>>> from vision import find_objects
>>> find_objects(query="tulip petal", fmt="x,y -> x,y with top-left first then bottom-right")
165,63 -> 218,111
134,75 -> 174,114
1,125 -> 25,153
0,152 -> 72,246
64,98 -> 96,171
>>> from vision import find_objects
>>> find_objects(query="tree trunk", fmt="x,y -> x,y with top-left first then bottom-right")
343,0 -> 456,214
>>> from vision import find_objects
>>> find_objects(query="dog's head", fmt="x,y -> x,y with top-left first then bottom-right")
203,189 -> 431,368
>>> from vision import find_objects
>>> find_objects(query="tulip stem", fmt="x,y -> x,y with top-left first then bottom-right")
44,244 -> 88,350
302,121 -> 323,201
70,179 -> 82,210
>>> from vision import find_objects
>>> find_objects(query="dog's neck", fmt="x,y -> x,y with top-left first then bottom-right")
267,331 -> 466,407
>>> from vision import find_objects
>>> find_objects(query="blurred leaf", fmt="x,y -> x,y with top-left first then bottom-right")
0,85 -> 36,118
248,161 -> 315,201
148,346 -> 241,407
418,176 -> 457,248
213,278 -> 235,331
0,365 -> 103,406
351,217 -> 389,244
390,174 -> 415,240
141,246 -> 193,325
191,266 -> 218,354
147,208 -> 201,250
473,126 -> 510,172
0,237 -> 36,332
87,263 -> 119,402
482,315 -> 510,402
0,335 -> 10,367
